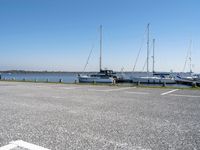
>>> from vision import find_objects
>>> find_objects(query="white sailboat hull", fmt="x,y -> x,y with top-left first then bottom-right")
132,77 -> 176,84
78,76 -> 114,83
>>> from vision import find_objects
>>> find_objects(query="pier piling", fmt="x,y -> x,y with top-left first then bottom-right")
192,82 -> 197,88
137,81 -> 140,86
162,82 -> 166,87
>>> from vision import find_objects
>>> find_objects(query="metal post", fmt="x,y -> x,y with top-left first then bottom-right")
152,39 -> 155,73
189,40 -> 192,73
100,25 -> 102,71
147,23 -> 150,77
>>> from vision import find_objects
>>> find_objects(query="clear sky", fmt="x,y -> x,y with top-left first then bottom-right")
0,0 -> 200,72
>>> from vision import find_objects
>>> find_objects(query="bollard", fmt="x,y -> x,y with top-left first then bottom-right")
59,79 -> 62,83
192,82 -> 196,88
113,79 -> 116,85
137,81 -> 140,86
162,82 -> 166,87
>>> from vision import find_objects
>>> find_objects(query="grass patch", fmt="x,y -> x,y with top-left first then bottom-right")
1,79 -> 200,90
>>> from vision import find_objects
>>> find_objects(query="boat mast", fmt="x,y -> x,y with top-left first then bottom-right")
100,25 -> 102,71
152,38 -> 155,73
189,40 -> 192,73
147,23 -> 150,77
183,40 -> 192,73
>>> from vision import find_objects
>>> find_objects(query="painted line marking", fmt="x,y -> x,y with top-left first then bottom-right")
161,89 -> 179,96
0,140 -> 50,150
60,87 -> 77,90
0,143 -> 16,150
125,91 -> 149,95
11,140 -> 50,150
89,87 -> 134,92
36,85 -> 77,90
52,96 -> 65,99
170,94 -> 200,98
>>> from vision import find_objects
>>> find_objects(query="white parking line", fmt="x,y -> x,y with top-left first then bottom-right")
60,87 -> 77,90
0,140 -> 50,150
52,96 -> 65,99
11,140 -> 50,150
170,94 -> 200,98
161,89 -> 179,96
89,87 -> 135,92
125,91 -> 149,95
0,143 -> 16,150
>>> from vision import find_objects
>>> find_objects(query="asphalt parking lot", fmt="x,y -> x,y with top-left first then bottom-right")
0,81 -> 200,150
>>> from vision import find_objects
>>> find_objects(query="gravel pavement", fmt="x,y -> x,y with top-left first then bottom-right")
0,81 -> 200,150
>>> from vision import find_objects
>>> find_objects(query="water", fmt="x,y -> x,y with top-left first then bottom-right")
0,72 -> 78,83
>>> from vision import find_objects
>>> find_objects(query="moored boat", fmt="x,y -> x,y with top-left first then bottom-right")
131,24 -> 175,84
78,69 -> 115,83
78,25 -> 115,83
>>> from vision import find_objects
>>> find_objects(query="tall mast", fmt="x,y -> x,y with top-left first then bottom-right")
183,40 -> 192,73
100,25 -> 102,71
152,38 -> 155,73
189,40 -> 192,73
147,23 -> 150,77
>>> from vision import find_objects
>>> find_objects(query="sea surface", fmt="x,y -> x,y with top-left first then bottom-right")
0,72 -> 78,83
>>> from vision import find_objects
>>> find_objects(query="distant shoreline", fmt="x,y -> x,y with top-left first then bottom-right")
0,70 -> 80,73
0,70 -> 116,74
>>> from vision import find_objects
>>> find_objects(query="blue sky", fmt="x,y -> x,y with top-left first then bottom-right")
0,0 -> 200,72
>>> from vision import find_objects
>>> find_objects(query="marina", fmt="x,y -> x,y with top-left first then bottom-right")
0,71 -> 200,87
0,1 -> 200,149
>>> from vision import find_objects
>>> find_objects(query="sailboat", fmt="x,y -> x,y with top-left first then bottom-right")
131,24 -> 175,84
78,25 -> 116,83
175,40 -> 200,84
